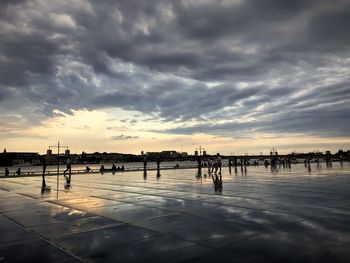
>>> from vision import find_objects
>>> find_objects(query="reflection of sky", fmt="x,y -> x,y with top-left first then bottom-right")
2,160 -> 349,258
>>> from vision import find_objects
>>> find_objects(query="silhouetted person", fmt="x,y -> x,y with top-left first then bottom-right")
207,158 -> 212,174
143,157 -> 147,171
5,167 -> 9,176
16,168 -> 22,176
100,164 -> 105,172
85,166 -> 91,172
41,157 -> 47,189
197,156 -> 202,173
214,153 -> 222,174
63,158 -> 72,177
156,159 -> 161,177
64,157 -> 72,185
111,163 -> 117,171
271,157 -> 277,168
121,165 -> 125,171
264,160 -> 269,167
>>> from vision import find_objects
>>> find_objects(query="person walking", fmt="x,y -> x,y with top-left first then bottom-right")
63,158 -> 72,177
215,153 -> 222,174
63,157 -> 72,185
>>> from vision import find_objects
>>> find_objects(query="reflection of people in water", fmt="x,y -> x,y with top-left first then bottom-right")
195,169 -> 202,179
271,165 -> 278,175
308,163 -> 311,174
212,173 -> 223,193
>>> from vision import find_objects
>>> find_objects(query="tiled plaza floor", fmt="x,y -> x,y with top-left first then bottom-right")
0,163 -> 349,262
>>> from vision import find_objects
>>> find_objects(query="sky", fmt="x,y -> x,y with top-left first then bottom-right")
0,0 -> 350,155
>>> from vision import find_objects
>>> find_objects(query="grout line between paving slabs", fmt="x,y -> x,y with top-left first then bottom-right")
1,214 -> 85,262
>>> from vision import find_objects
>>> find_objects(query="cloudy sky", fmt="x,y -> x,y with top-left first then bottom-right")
0,0 -> 349,155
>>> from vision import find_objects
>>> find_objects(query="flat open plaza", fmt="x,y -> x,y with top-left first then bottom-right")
1,163 -> 350,262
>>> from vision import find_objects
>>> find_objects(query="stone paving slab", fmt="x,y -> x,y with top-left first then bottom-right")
0,163 -> 349,262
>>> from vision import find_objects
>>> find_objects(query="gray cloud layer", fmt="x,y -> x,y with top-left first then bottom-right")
0,0 -> 349,137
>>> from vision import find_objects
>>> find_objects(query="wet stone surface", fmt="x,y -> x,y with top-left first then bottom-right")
0,162 -> 350,262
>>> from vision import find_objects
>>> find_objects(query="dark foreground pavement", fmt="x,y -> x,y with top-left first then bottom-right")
0,163 -> 349,262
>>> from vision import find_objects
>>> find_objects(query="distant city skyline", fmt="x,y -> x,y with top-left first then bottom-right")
0,1 -> 349,155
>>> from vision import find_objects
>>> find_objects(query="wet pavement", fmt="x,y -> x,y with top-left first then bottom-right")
0,163 -> 349,262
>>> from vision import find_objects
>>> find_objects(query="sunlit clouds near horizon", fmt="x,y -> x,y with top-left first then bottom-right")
0,0 -> 349,154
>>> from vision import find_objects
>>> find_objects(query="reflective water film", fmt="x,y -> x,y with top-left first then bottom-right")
0,163 -> 349,262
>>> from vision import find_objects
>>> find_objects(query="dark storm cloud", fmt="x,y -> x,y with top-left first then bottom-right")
93,79 -> 261,121
0,0 -> 349,138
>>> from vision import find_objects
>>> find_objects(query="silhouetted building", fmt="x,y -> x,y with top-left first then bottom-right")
0,152 -> 40,166
145,151 -> 184,159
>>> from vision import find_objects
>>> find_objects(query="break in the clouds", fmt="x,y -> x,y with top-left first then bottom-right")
0,0 -> 350,139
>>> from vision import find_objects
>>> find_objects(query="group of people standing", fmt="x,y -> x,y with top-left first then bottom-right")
99,164 -> 125,172
4,167 -> 23,176
206,153 -> 222,174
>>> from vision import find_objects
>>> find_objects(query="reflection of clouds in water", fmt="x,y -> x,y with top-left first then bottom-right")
68,210 -> 87,216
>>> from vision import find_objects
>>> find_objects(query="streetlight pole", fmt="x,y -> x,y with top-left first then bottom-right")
48,142 -> 69,195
